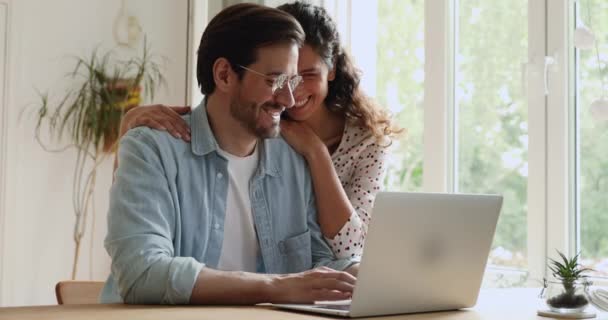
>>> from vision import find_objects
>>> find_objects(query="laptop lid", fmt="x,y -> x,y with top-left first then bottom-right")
348,192 -> 502,317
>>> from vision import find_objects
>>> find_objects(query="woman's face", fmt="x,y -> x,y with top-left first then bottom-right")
286,44 -> 335,121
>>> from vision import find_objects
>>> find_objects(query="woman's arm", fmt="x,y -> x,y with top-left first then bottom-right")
280,121 -> 388,259
120,105 -> 191,140
327,142 -> 388,258
113,105 -> 191,173
305,145 -> 355,238
280,121 -> 354,238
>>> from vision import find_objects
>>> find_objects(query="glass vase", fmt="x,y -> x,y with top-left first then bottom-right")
540,278 -> 591,313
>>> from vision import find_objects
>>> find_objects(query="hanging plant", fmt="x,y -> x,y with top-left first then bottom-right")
34,39 -> 166,279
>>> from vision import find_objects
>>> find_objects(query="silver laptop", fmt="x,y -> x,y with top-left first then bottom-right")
272,192 -> 502,317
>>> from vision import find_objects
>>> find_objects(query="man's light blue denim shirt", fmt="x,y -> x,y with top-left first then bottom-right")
100,102 -> 355,304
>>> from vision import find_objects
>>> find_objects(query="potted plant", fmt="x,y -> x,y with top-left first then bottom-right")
542,251 -> 593,313
34,41 -> 165,279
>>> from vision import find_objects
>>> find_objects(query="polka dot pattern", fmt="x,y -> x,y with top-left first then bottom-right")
325,121 -> 388,259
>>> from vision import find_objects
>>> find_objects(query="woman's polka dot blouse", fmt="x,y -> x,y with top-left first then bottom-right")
326,121 -> 388,259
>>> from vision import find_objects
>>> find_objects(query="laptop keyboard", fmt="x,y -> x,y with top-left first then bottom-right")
312,304 -> 351,311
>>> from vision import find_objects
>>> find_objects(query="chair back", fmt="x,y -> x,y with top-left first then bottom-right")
55,281 -> 104,305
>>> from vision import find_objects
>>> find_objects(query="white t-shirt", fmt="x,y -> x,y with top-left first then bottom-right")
216,144 -> 261,272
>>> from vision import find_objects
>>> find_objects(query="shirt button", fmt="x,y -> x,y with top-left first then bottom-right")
217,173 -> 223,179
214,223 -> 220,230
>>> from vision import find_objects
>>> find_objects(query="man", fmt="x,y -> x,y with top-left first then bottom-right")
101,3 -> 357,305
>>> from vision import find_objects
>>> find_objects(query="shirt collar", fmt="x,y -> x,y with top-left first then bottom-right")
190,99 -> 218,156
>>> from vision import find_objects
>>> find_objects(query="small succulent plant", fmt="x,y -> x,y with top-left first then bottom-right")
546,251 -> 593,310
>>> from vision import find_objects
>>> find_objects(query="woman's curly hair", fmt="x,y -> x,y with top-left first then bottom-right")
278,1 -> 403,144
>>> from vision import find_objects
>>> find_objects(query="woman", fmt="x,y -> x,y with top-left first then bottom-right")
118,1 -> 401,259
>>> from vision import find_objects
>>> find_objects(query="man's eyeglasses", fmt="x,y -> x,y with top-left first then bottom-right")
236,64 -> 303,95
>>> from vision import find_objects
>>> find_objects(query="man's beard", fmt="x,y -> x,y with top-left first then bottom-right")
230,96 -> 283,139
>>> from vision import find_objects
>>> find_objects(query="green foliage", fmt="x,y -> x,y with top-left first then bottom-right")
577,0 -> 608,264
35,39 -> 165,152
376,0 -> 530,267
547,251 -> 592,309
455,0 -> 528,265
377,0 -> 608,273
549,251 -> 592,285
376,0 -> 424,192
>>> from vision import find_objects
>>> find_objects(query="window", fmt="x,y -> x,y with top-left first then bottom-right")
376,0 -> 425,192
347,0 -> 425,192
455,1 -> 529,273
313,0 -> 608,287
574,0 -> 608,278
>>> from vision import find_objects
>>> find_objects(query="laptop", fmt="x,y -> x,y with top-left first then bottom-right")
272,192 -> 503,317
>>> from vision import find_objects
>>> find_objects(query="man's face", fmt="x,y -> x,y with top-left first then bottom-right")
229,43 -> 299,138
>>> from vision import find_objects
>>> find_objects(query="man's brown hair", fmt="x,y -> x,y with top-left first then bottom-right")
196,3 -> 305,95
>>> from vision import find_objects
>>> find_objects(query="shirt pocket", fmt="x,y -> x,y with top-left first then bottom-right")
278,229 -> 312,272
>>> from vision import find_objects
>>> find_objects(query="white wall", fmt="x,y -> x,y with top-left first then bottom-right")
0,0 -> 189,306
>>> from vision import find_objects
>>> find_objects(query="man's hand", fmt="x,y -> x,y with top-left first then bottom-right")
267,267 -> 356,303
345,263 -> 360,277
190,267 -> 355,305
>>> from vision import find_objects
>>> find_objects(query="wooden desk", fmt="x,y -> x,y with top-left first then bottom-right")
0,288 -> 604,320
